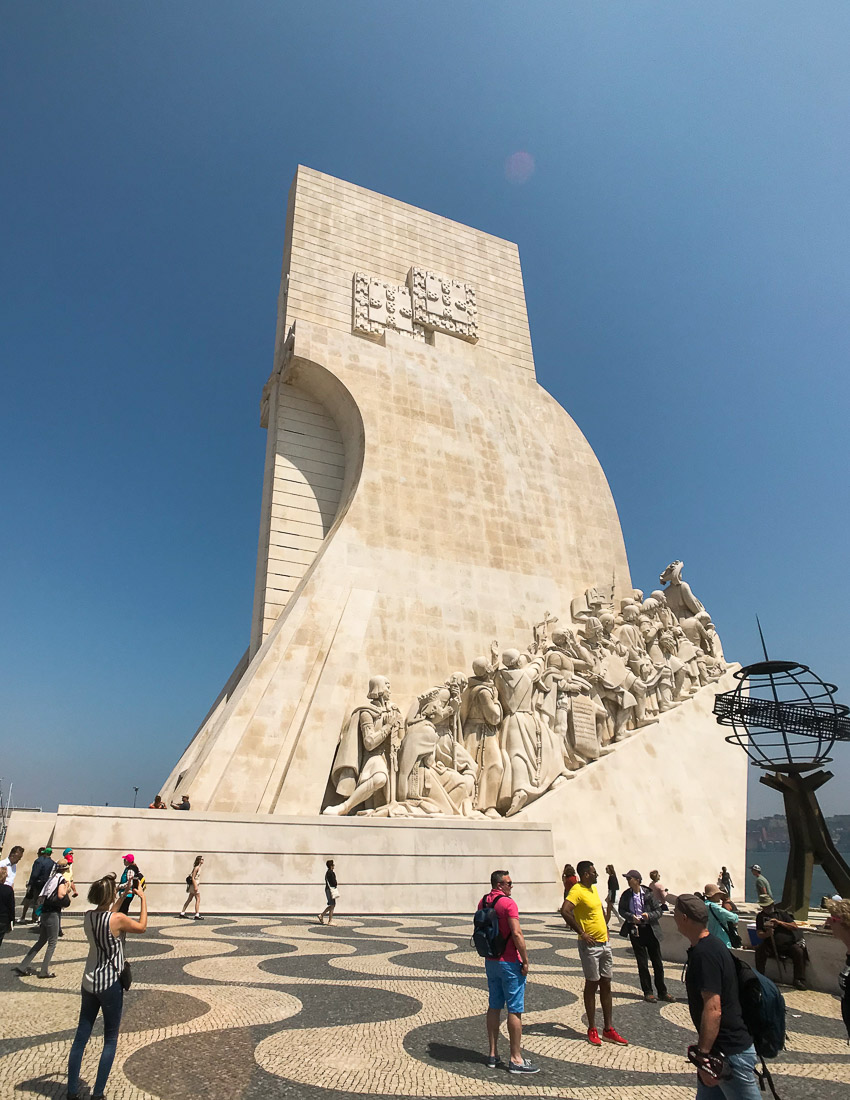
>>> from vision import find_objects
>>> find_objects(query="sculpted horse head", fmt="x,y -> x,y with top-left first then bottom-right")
659,560 -> 684,586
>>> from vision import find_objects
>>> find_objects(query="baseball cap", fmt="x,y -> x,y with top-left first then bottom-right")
43,847 -> 53,855
63,848 -> 73,856
750,864 -> 761,872
123,853 -> 135,862
675,893 -> 708,923
623,869 -> 642,882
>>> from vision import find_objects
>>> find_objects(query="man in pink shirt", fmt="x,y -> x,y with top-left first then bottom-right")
477,869 -> 539,1074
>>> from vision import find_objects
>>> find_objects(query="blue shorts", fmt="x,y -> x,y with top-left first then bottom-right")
485,959 -> 526,1014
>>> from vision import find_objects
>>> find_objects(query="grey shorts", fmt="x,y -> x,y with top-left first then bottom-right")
578,940 -> 614,981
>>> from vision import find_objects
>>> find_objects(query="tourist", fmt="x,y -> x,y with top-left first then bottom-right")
148,794 -> 167,810
604,864 -> 618,922
750,865 -> 773,906
318,859 -> 338,925
0,845 -> 24,891
21,846 -> 55,923
617,869 -> 674,1003
171,794 -> 191,810
824,897 -> 850,1039
754,901 -> 807,990
561,860 -> 628,1046
718,866 -> 734,895
703,884 -> 740,948
0,866 -> 15,947
13,859 -> 70,978
673,892 -> 761,1099
58,848 -> 79,938
479,869 -> 538,1073
66,872 -> 148,1100
179,855 -> 204,920
562,863 -> 578,899
118,855 -> 143,915
649,869 -> 668,907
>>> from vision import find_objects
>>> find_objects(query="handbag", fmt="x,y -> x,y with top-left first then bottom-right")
119,961 -> 133,991
330,887 -> 340,900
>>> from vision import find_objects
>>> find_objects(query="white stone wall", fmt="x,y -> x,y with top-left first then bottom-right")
257,384 -> 345,641
281,166 -> 535,374
5,807 -> 558,915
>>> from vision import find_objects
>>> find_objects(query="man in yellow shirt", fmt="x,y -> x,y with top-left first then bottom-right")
561,860 -> 628,1047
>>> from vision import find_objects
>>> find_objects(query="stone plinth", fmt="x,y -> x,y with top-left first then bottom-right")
5,805 -> 558,915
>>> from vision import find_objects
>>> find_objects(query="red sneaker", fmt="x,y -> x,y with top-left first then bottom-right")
587,1027 -> 602,1046
602,1027 -> 628,1045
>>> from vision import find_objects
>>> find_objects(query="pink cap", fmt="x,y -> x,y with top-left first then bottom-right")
123,853 -> 135,862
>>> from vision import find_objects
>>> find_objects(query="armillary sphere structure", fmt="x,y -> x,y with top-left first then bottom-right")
714,656 -> 850,918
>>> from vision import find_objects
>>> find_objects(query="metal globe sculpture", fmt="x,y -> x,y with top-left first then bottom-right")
713,639 -> 850,918
713,659 -> 850,770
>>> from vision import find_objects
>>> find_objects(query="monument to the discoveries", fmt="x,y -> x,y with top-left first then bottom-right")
11,168 -> 745,912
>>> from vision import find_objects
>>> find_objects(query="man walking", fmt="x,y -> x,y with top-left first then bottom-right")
21,847 -> 55,924
562,861 -> 628,1046
750,865 -> 773,907
478,870 -> 539,1074
618,870 -> 675,1003
673,893 -> 761,1099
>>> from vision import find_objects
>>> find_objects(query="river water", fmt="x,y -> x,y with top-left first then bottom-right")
744,849 -> 850,906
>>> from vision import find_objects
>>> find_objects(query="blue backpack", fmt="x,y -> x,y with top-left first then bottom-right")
733,955 -> 786,1100
472,895 -> 508,958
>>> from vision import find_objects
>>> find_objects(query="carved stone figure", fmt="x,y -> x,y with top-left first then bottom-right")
394,677 -> 479,817
539,630 -> 605,767
460,650 -> 504,819
659,560 -> 705,622
323,676 -> 403,815
576,618 -> 655,740
495,649 -> 569,817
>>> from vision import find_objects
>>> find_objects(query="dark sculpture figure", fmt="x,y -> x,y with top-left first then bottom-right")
713,649 -> 850,918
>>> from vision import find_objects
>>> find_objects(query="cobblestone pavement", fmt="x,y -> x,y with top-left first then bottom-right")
1,913 -> 848,1099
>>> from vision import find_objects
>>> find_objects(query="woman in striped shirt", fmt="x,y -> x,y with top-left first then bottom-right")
67,872 -> 147,1100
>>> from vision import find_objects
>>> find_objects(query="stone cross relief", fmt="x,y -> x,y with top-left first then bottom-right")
352,267 -> 478,344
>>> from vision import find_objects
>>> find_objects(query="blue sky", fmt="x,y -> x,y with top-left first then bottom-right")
2,2 -> 849,820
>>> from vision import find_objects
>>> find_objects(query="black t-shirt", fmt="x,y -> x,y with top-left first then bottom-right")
607,874 -> 618,895
686,933 -> 751,1055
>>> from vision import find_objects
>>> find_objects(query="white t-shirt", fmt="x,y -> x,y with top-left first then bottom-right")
0,858 -> 17,888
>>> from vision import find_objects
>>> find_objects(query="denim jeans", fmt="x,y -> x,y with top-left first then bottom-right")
695,1045 -> 762,1100
67,981 -> 124,1096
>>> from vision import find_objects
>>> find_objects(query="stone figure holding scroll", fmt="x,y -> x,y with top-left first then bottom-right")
323,676 -> 403,816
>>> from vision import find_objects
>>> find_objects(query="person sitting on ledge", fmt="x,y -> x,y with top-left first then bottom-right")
171,794 -> 191,811
148,794 -> 167,810
755,901 -> 808,990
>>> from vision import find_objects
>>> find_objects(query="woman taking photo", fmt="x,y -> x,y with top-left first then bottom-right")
179,856 -> 204,920
67,872 -> 147,1100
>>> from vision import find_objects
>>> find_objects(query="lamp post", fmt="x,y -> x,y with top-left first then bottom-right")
132,786 -> 139,808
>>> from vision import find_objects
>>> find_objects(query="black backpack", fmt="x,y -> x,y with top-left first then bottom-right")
732,955 -> 786,1099
472,895 -> 508,958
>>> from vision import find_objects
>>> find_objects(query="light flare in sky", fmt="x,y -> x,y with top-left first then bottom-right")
504,150 -> 535,184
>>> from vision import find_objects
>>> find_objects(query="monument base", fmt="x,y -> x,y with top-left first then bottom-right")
6,805 -> 558,915
517,668 -> 748,898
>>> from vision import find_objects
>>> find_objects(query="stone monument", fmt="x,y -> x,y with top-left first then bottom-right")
9,168 -> 746,912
